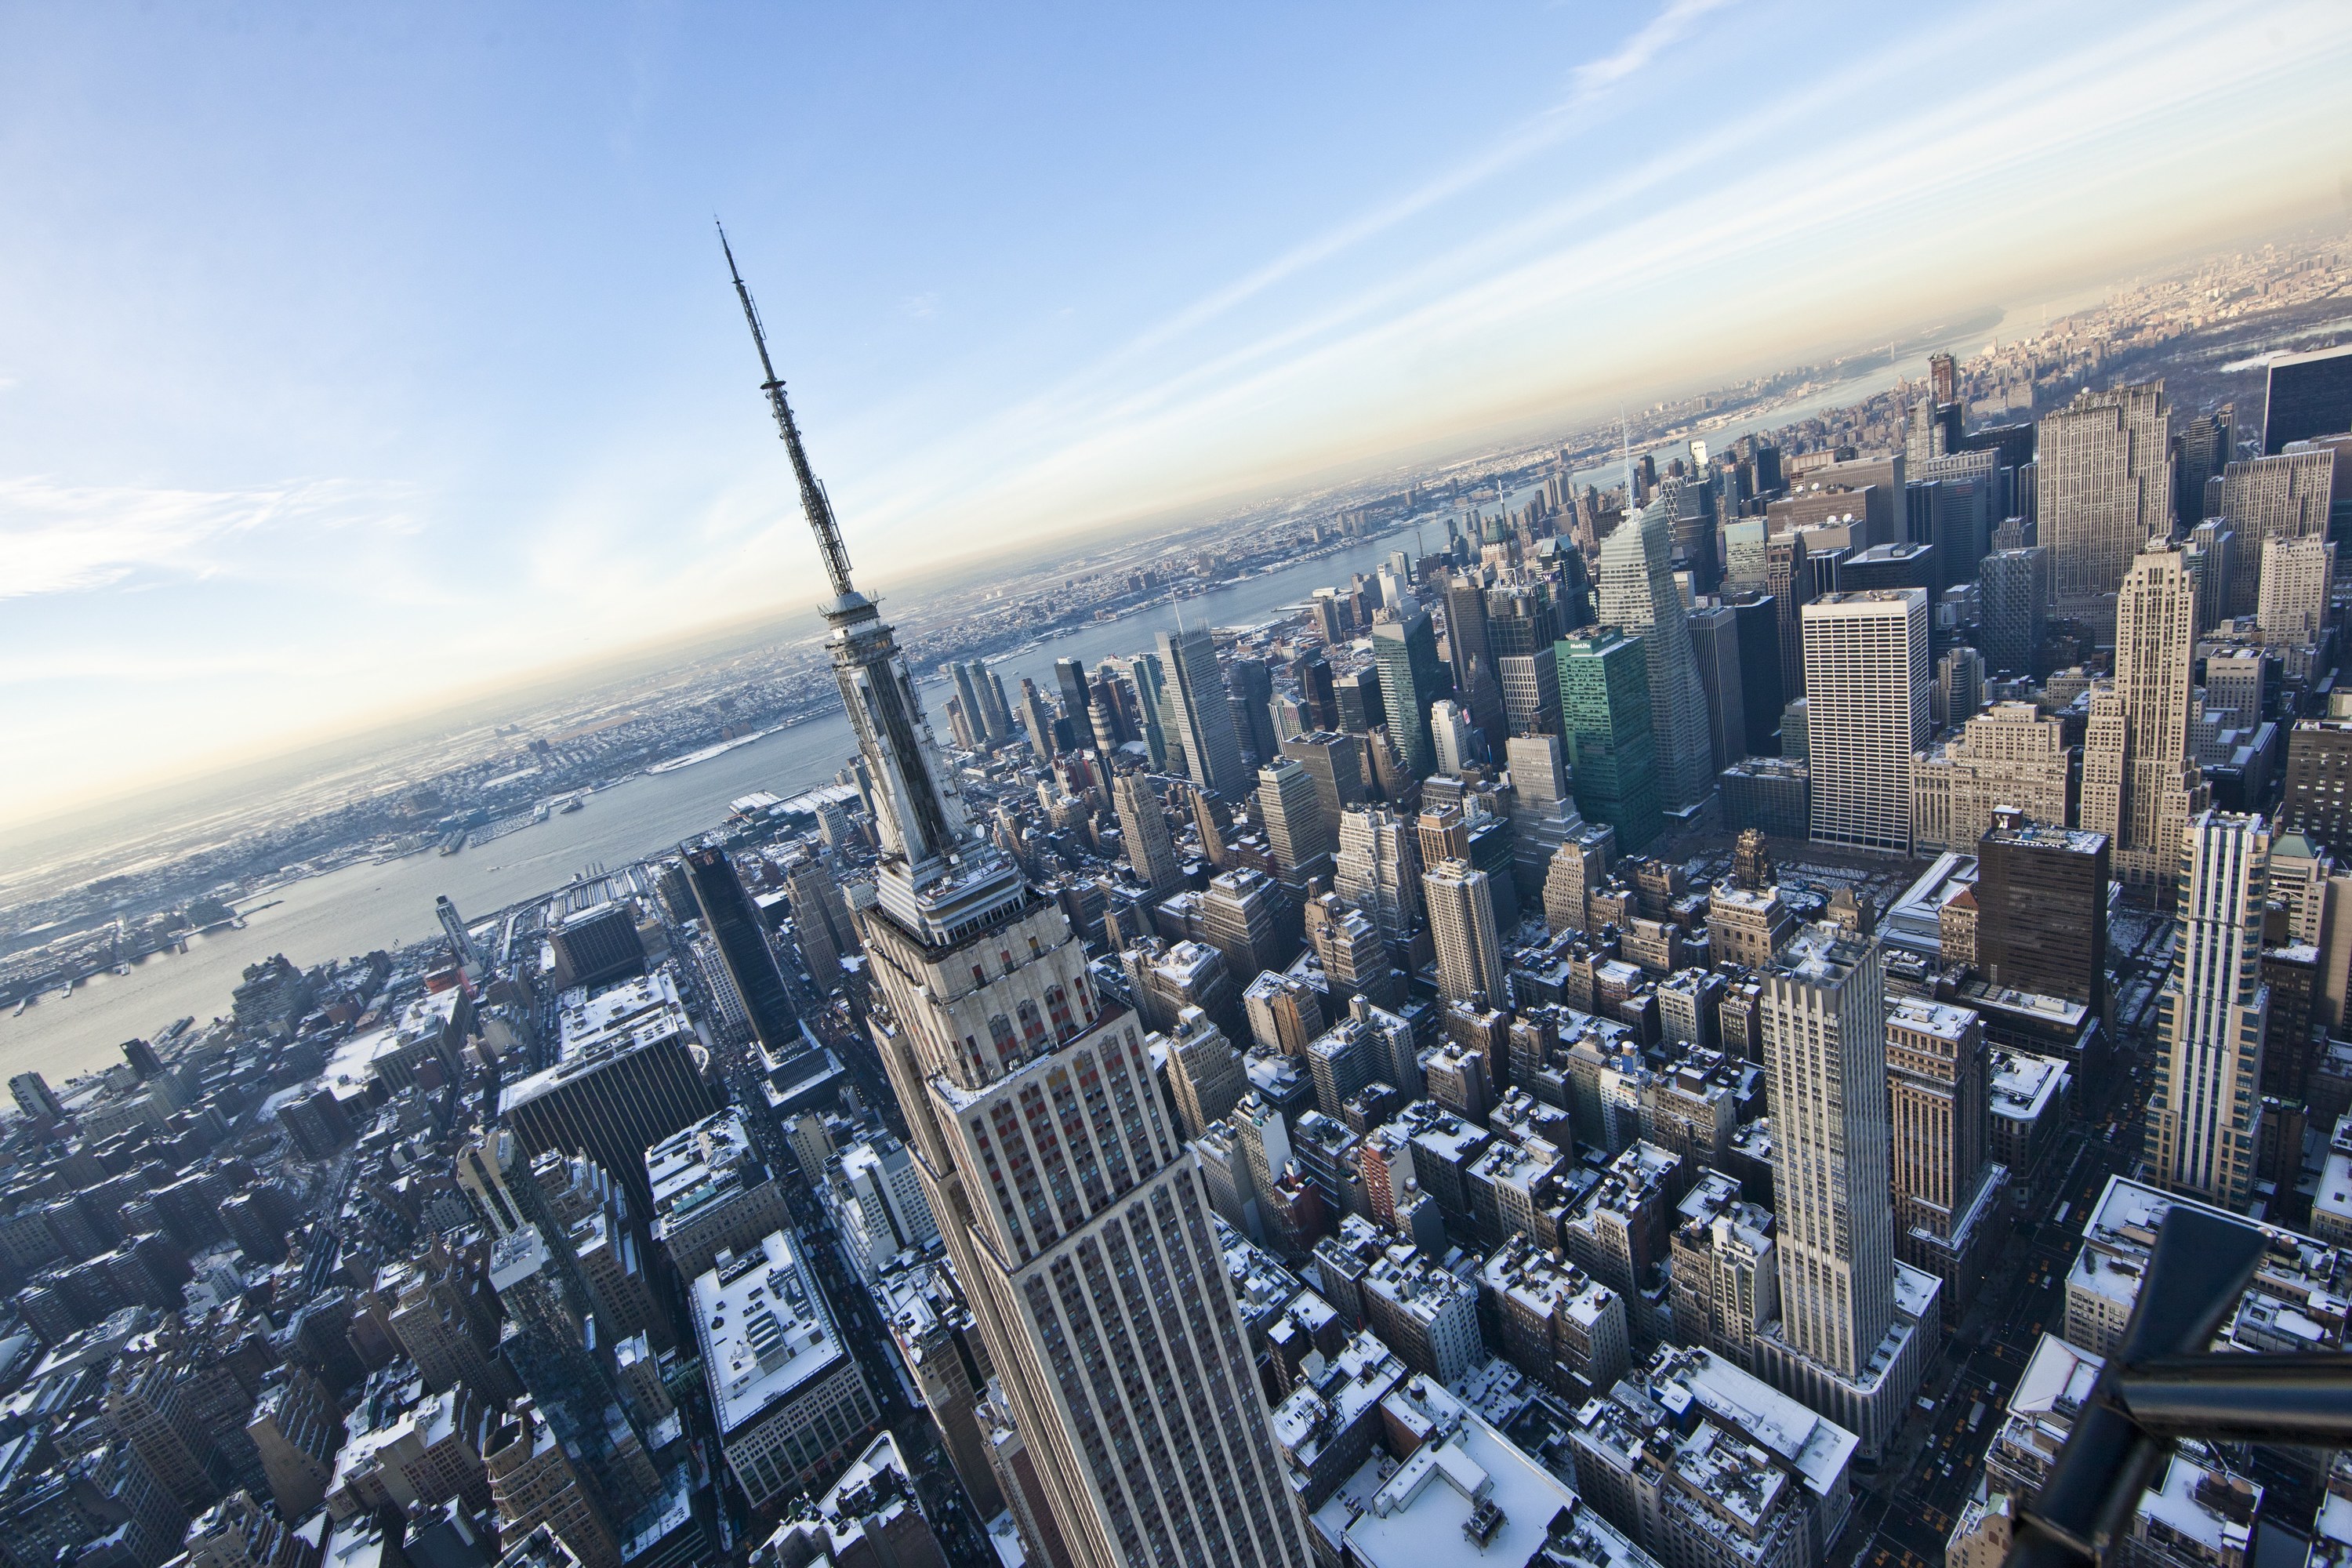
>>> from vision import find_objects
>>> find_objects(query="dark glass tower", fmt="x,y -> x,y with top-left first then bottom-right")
683,845 -> 800,1059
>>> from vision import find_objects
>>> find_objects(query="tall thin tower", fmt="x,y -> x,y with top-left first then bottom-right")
2150,810 -> 2270,1209
2080,541 -> 2208,893
721,232 -> 1310,1568
1595,495 -> 1715,822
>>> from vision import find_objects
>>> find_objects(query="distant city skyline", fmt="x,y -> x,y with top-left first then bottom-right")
4,0 -> 2351,826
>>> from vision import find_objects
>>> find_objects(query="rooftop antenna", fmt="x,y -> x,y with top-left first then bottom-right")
1621,412 -> 1636,505
719,221 -> 858,604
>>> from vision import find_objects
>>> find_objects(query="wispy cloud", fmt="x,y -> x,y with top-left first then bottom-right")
1097,0 -> 1748,368
0,476 -> 418,597
1567,0 -> 1737,96
849,0 -> 2352,562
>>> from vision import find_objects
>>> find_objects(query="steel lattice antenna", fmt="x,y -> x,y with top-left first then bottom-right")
719,222 -> 859,604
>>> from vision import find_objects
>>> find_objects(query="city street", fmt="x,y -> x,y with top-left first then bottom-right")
1832,936 -> 2160,1568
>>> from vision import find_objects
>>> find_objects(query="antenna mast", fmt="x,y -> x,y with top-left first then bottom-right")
719,222 -> 859,603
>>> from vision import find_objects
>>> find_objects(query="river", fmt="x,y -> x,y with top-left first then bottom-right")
5,319 -> 2009,1089
0,526 -> 1427,1087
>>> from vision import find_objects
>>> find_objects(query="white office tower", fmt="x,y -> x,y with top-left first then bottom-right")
1159,626 -> 1251,801
2082,543 -> 2209,895
1112,770 -> 1181,895
1754,925 -> 1938,1462
724,251 -> 1311,1568
1334,806 -> 1423,956
1428,699 -> 1476,778
1423,858 -> 1508,1010
2257,535 -> 2334,651
1596,499 -> 1716,823
2151,811 -> 2272,1210
1802,589 -> 1928,855
1256,758 -> 1334,892
2040,382 -> 2173,629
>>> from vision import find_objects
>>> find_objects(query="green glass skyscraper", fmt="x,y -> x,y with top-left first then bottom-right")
1371,611 -> 1446,779
1557,628 -> 1664,852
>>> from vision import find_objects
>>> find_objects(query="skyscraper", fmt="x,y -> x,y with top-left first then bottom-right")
2150,811 -> 2271,1210
1886,998 -> 1994,1303
1227,655 -> 1279,766
1802,590 -> 1927,854
1977,546 -> 2049,677
683,846 -> 802,1061
1766,531 -> 1811,704
1160,626 -> 1251,800
2262,342 -> 2352,453
1686,601 -> 1748,775
1423,858 -> 1507,1010
1016,677 -> 1059,760
956,661 -> 1013,744
1763,927 -> 1894,1377
2039,383 -> 2173,625
2215,449 -> 2336,545
1120,652 -> 1174,771
1112,770 -> 1181,894
2256,535 -> 2334,648
1370,611 -> 1446,779
1557,629 -> 1664,854
2173,405 -> 2232,524
1971,810 -> 2110,1018
2081,543 -> 2208,892
1441,576 -> 1508,740
1596,499 -> 1715,820
1165,1007 -> 1250,1143
1926,706 -> 2074,855
723,242 -> 1311,1568
1334,806 -> 1422,954
1755,927 -> 1935,1460
1257,757 -> 1334,893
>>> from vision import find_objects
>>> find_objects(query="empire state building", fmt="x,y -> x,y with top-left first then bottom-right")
723,234 -> 1311,1568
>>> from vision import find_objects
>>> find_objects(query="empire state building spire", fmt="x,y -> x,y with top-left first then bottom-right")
716,234 -> 1313,1568
721,223 -> 860,608
720,227 -> 988,927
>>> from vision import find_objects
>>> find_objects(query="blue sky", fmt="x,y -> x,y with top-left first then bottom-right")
3,0 -> 2350,829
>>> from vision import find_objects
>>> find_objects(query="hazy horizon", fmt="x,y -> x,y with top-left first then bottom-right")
7,0 -> 2352,833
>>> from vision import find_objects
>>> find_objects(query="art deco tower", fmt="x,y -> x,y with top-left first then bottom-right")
723,234 -> 1310,1568
2150,810 -> 2270,1209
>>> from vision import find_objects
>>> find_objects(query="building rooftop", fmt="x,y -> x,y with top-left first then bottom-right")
691,1229 -> 850,1438
2318,1113 -> 2352,1240
1984,822 -> 2110,855
644,1106 -> 764,1231
1272,1331 -> 1408,1483
2136,1446 -> 2259,1561
1769,923 -> 1871,985
1325,1375 -> 1656,1568
1886,997 -> 1978,1043
1643,1344 -> 1857,1501
1883,853 -> 1977,953
1958,979 -> 2090,1029
1989,1049 -> 2068,1123
2072,1174 -> 2351,1352
557,969 -> 683,1057
1478,1238 -> 1617,1328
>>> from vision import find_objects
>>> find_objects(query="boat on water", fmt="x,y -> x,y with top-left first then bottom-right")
9,998 -> 25,1017
559,795 -> 584,814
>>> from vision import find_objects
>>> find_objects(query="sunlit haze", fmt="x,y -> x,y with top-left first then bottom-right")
4,0 -> 2350,828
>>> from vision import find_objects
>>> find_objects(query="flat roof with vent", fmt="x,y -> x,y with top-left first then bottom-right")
691,1228 -> 848,1437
